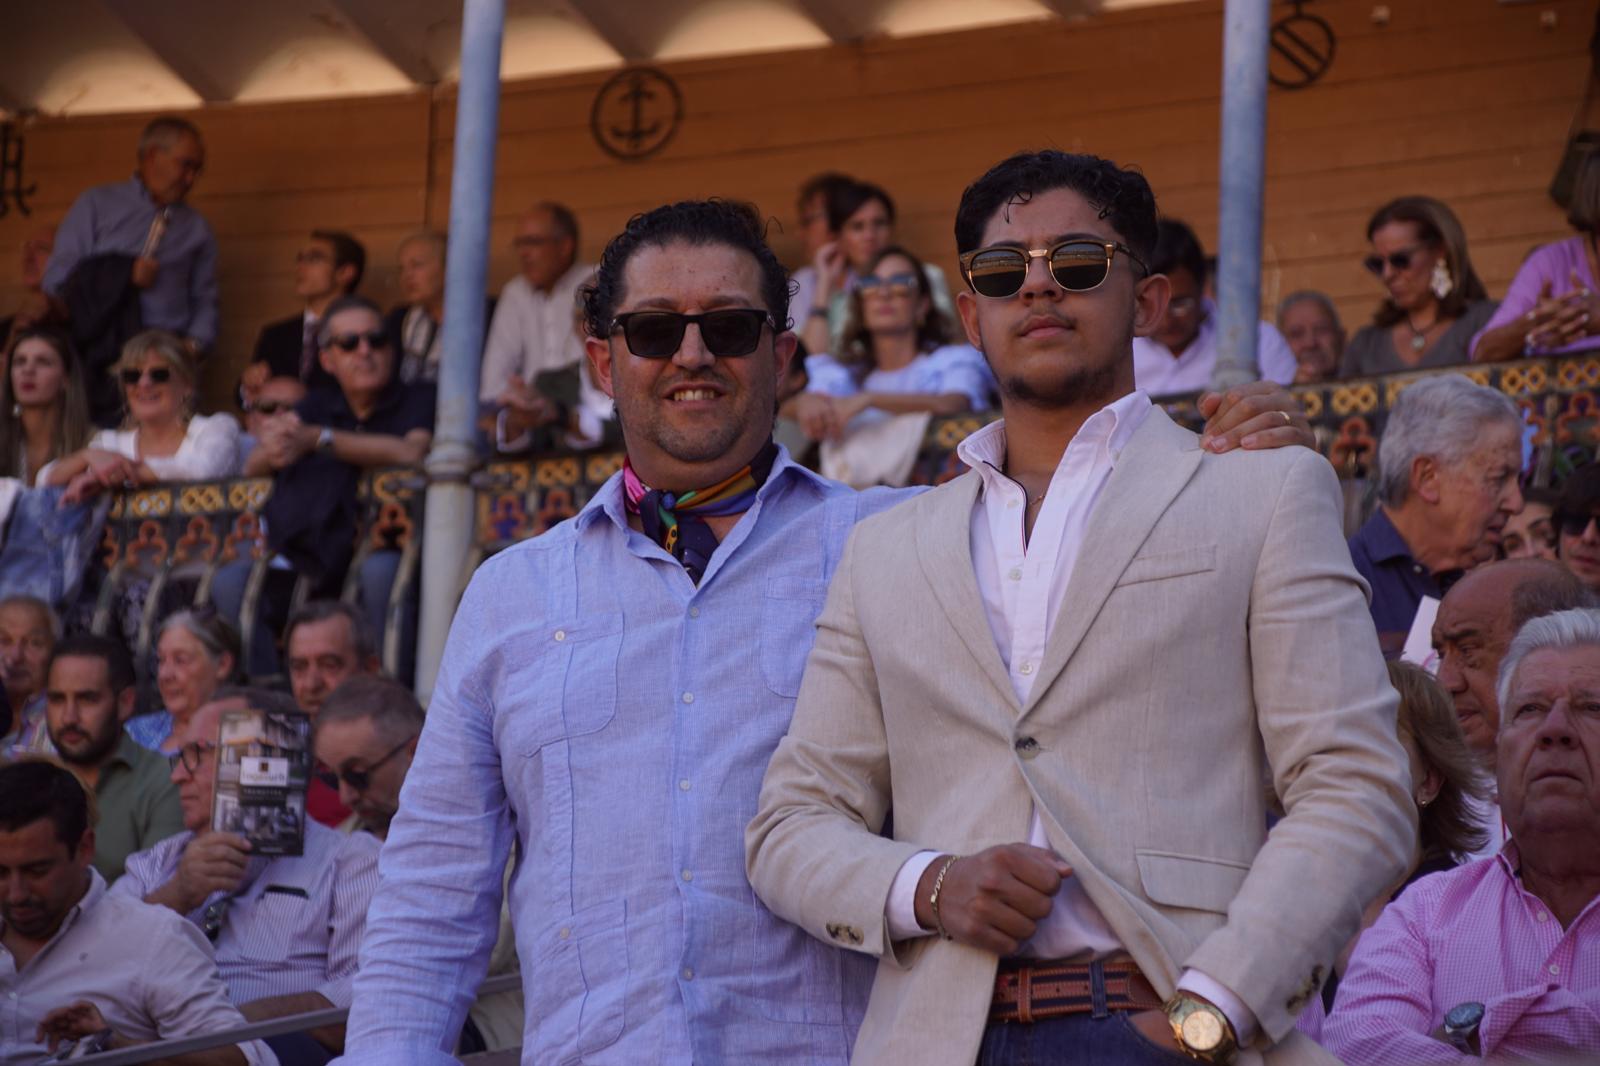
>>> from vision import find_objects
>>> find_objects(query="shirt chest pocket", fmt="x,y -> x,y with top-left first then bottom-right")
504,612 -> 624,754
760,577 -> 829,698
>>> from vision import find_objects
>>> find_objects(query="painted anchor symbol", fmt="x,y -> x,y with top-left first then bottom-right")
610,75 -> 662,150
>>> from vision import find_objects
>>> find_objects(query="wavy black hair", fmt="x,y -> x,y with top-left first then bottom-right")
954,150 -> 1158,265
582,199 -> 793,339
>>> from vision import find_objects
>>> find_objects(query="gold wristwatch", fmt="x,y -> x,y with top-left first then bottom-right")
1163,992 -> 1239,1064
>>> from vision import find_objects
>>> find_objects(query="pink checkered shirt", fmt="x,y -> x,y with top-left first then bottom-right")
1322,845 -> 1600,1063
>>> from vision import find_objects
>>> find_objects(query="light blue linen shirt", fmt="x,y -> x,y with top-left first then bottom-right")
340,448 -> 910,1065
42,176 -> 220,348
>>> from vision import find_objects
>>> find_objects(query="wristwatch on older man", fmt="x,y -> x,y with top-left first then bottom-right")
1164,991 -> 1240,1064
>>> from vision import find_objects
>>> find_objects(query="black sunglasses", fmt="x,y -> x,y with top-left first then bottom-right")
1362,246 -> 1424,277
610,309 -> 775,359
327,331 -> 390,352
959,240 -> 1148,299
120,366 -> 173,386
248,399 -> 295,416
335,736 -> 416,793
1556,512 -> 1600,538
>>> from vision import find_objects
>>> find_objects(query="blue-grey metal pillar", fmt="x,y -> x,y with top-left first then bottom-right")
416,0 -> 504,705
1210,0 -> 1270,391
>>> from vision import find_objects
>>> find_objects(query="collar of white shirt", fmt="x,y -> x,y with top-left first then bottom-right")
956,388 -> 1152,489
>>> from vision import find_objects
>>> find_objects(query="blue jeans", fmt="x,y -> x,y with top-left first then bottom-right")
978,962 -> 1187,1066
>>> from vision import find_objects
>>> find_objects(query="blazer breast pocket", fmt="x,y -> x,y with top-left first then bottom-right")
1113,545 -> 1217,589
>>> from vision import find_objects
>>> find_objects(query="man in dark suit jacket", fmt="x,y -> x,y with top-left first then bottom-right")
243,230 -> 365,399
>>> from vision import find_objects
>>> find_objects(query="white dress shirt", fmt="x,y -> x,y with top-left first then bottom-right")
0,869 -> 273,1066
478,261 -> 592,403
1132,299 -> 1297,396
884,388 -> 1258,1041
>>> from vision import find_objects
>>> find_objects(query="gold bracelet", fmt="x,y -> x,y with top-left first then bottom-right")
928,854 -> 962,941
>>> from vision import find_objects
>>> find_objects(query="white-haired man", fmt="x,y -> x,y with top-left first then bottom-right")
1325,607 -> 1600,1062
1348,374 -> 1524,647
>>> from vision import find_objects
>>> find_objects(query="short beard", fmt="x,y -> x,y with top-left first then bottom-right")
50,724 -> 119,768
1001,360 -> 1120,410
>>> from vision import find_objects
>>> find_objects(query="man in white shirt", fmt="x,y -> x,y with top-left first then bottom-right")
1131,219 -> 1296,396
479,202 -> 592,407
0,760 -> 272,1066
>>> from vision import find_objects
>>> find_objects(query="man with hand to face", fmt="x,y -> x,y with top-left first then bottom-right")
337,198 -> 1315,1065
748,151 -> 1413,1066
45,634 -> 183,882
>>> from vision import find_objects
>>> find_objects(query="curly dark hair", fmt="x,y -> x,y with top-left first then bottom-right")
834,246 -> 951,382
954,151 -> 1159,264
582,199 -> 793,340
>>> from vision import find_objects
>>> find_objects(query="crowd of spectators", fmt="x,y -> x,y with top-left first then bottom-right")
0,110 -> 1598,1065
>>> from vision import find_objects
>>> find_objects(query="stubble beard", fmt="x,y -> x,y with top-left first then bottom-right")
613,375 -> 775,471
984,319 -> 1131,412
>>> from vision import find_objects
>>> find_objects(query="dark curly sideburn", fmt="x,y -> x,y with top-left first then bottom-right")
954,151 -> 1159,265
582,199 -> 794,341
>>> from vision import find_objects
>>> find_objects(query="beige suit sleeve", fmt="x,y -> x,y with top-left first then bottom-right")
1186,449 -> 1416,1043
746,526 -> 926,963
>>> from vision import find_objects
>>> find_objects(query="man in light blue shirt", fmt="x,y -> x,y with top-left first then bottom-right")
43,116 -> 219,352
339,199 -> 1310,1064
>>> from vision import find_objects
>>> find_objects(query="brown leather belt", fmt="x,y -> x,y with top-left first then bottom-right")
990,959 -> 1163,1024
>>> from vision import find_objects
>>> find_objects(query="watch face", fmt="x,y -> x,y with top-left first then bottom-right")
1444,1001 -> 1485,1030
1181,1009 -> 1225,1051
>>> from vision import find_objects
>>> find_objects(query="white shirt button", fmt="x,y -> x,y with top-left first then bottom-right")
1536,911 -> 1549,922
689,606 -> 700,618
554,630 -> 566,642
679,779 -> 692,791
682,692 -> 694,704
1019,662 -> 1034,676
681,869 -> 693,882
1549,963 -> 1560,975
1006,498 -> 1020,509
1008,568 -> 1022,581
558,926 -> 571,940
682,967 -> 694,980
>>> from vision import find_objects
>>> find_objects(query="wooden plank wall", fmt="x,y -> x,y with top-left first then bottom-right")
0,0 -> 1591,412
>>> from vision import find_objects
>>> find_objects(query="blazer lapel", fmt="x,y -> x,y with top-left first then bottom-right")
914,470 -> 1019,709
1021,408 -> 1202,716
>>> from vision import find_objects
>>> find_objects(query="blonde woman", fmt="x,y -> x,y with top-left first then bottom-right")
43,328 -> 239,502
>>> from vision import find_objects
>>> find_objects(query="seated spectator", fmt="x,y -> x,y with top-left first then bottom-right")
788,171 -> 855,326
216,296 -> 433,680
480,202 -> 590,412
786,245 -> 993,485
1341,197 -> 1498,377
1319,660 -> 1490,1014
1504,485 -> 1558,562
284,600 -> 379,827
115,686 -> 381,1064
0,224 -> 60,351
1349,374 -> 1523,646
1324,608 -> 1600,1063
384,229 -> 494,387
46,634 -> 183,883
42,117 -> 216,426
0,761 -> 272,1066
494,270 -> 618,454
0,595 -> 57,756
0,328 -> 91,485
41,329 -> 240,504
1555,463 -> 1600,595
1132,219 -> 1297,394
1277,290 -> 1346,385
237,374 -> 307,470
127,608 -> 241,753
1473,151 -> 1600,361
799,180 -> 955,357
242,231 -> 363,404
311,674 -> 421,840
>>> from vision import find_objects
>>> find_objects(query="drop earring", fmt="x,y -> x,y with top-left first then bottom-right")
1430,260 -> 1454,301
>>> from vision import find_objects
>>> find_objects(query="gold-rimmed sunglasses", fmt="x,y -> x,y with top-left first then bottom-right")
959,240 -> 1148,299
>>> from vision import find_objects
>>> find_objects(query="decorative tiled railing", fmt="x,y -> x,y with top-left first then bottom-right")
88,353 -> 1599,677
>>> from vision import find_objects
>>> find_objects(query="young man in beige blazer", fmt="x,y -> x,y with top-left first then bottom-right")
747,151 -> 1416,1066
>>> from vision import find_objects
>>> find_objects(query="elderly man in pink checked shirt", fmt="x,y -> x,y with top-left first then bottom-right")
1324,607 -> 1600,1063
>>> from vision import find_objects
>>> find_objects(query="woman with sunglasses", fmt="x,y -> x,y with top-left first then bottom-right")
41,328 -> 241,503
0,327 -> 92,484
786,246 -> 994,461
1340,196 -> 1497,377
127,607 -> 242,752
1472,152 -> 1600,362
798,182 -> 956,358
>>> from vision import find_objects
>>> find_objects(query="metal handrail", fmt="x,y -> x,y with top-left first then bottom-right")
67,973 -> 522,1065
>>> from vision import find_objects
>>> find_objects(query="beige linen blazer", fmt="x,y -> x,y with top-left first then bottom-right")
747,407 -> 1416,1066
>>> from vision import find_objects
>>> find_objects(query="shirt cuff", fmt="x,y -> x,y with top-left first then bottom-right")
885,850 -> 942,941
494,408 -> 533,453
1178,969 -> 1259,1047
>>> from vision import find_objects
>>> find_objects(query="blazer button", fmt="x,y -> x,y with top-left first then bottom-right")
1015,736 -> 1041,759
